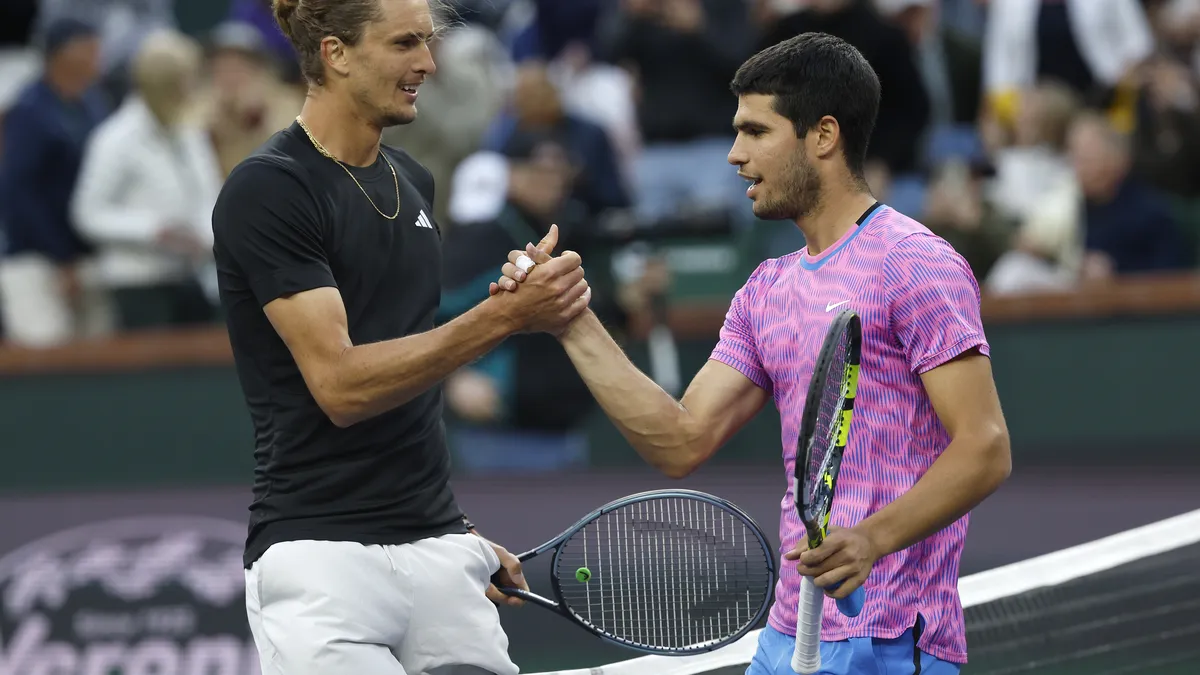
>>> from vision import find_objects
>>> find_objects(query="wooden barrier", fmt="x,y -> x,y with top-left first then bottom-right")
2,272 -> 1199,376
657,271 -> 1200,343
0,325 -> 233,375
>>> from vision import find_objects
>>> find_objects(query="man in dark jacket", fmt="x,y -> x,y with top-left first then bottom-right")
1068,111 -> 1191,275
0,19 -> 108,345
597,0 -> 757,223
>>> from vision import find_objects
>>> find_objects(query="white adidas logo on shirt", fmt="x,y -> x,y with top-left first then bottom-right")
414,210 -> 434,229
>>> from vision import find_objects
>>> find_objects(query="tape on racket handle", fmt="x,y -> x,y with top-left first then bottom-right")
792,576 -> 824,674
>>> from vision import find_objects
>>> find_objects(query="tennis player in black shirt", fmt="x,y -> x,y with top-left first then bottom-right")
210,1 -> 591,673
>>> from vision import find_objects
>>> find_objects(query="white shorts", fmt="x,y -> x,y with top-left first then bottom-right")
245,533 -> 519,675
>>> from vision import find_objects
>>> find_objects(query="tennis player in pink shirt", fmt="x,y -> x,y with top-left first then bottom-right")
491,33 -> 1011,675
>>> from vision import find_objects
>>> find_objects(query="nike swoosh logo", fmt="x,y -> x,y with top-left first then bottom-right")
825,300 -> 851,312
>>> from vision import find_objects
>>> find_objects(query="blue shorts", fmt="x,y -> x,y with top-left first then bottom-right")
746,622 -> 961,675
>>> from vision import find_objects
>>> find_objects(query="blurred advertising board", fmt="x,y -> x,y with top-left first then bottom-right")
0,489 -> 260,675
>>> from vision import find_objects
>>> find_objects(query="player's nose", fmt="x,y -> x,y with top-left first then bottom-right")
414,42 -> 436,76
727,141 -> 747,167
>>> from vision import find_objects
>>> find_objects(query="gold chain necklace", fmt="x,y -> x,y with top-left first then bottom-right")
295,115 -> 400,220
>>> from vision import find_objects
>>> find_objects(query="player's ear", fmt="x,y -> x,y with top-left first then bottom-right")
322,37 -> 352,79
812,115 -> 840,161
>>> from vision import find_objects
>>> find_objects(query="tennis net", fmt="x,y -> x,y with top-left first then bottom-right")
528,507 -> 1200,675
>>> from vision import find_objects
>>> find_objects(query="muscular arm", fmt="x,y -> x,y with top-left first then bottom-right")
860,350 -> 1011,556
863,236 -> 1011,556
559,309 -> 769,477
264,255 -> 586,429
263,287 -> 518,428
215,163 -> 587,430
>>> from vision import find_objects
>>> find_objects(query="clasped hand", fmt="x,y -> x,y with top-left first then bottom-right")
786,524 -> 881,599
487,224 -> 590,335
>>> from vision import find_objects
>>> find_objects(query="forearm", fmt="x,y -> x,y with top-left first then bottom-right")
560,310 -> 701,476
326,298 -> 513,426
860,430 -> 1011,556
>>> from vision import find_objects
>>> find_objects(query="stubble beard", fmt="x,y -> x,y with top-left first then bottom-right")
753,150 -> 822,222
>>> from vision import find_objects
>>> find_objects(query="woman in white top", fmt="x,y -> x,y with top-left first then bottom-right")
71,29 -> 223,331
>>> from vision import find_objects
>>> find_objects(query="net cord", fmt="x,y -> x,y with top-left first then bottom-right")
527,507 -> 1200,675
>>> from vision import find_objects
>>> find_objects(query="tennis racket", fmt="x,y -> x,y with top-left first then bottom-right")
497,489 -> 776,655
792,309 -> 866,674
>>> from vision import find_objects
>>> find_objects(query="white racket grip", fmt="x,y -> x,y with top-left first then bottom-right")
792,576 -> 824,673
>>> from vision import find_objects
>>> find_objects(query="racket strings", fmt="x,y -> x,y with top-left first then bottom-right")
804,333 -> 852,517
554,497 -> 772,651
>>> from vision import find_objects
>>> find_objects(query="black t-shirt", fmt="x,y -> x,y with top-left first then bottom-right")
212,121 -> 467,568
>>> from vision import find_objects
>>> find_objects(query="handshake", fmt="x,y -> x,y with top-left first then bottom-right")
485,224 -> 593,337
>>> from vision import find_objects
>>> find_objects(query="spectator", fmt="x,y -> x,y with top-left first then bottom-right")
71,29 -> 222,332
760,0 -> 932,189
1130,53 -> 1200,200
36,0 -> 178,104
981,80 -> 1087,294
983,0 -> 1154,135
1150,0 -> 1200,73
1068,110 -> 1191,277
983,170 -> 1083,295
482,61 -> 631,219
598,0 -> 756,224
0,19 -> 112,347
987,80 -> 1082,226
545,42 -> 641,184
225,0 -> 302,83
923,158 -> 1016,281
190,21 -> 304,178
507,0 -> 608,63
877,0 -> 983,127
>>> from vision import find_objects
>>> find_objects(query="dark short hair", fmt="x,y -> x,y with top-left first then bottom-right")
42,18 -> 98,58
731,33 -> 880,178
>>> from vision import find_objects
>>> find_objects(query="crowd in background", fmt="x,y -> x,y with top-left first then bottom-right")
0,1 -> 1198,449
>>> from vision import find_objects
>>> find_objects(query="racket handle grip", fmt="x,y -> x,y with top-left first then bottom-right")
792,576 -> 824,674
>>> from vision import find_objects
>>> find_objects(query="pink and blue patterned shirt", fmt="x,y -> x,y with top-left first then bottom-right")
709,203 -> 989,664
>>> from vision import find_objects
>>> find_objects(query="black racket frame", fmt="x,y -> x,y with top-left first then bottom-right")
497,488 -> 777,655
